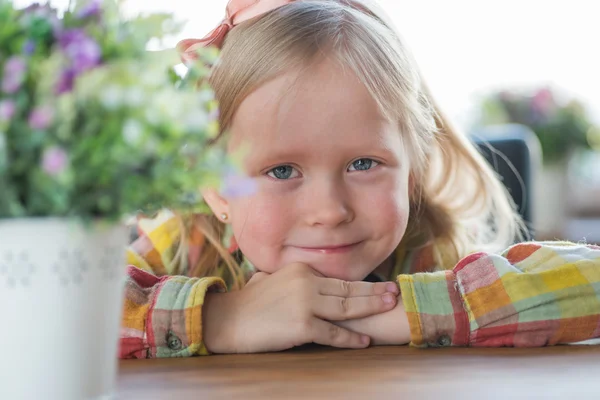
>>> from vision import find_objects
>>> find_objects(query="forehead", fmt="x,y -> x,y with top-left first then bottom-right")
228,57 -> 400,154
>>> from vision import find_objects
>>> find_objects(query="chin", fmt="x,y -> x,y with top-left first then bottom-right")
308,261 -> 373,282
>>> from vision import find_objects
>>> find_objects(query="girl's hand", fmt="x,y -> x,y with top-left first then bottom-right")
203,262 -> 400,353
333,294 -> 411,346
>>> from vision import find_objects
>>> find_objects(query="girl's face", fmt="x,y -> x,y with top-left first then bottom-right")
205,58 -> 411,281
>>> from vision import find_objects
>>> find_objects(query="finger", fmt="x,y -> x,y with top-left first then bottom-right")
315,293 -> 397,321
245,271 -> 269,287
319,278 -> 399,297
310,318 -> 370,349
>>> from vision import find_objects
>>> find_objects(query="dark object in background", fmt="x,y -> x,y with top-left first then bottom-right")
470,124 -> 542,240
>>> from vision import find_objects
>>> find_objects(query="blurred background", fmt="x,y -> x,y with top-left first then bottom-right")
18,0 -> 600,243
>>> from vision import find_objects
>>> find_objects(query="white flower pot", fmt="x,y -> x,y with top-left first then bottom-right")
0,219 -> 128,400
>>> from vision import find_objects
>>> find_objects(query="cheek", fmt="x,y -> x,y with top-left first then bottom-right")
227,192 -> 294,271
360,175 -> 410,238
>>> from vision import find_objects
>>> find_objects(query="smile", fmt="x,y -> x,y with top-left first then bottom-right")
293,242 -> 362,254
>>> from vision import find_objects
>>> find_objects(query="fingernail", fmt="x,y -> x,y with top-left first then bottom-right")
361,335 -> 370,345
386,282 -> 399,294
382,293 -> 395,304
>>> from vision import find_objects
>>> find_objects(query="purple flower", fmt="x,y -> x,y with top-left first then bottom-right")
0,100 -> 16,122
55,68 -> 76,94
23,40 -> 36,55
76,0 -> 102,19
28,106 -> 54,130
1,57 -> 27,94
23,3 -> 56,15
21,3 -> 61,34
41,146 -> 68,176
58,29 -> 102,73
221,169 -> 257,198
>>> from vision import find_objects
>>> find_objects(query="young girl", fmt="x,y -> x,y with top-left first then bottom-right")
120,0 -> 600,358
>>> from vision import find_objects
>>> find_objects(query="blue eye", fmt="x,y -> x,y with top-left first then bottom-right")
267,165 -> 299,180
349,158 -> 379,172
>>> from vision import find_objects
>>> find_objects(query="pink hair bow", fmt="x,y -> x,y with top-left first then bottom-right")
177,0 -> 296,63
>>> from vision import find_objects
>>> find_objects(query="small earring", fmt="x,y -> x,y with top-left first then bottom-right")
220,213 -> 229,221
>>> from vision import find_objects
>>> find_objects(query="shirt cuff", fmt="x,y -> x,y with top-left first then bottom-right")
398,270 -> 470,347
148,275 -> 226,357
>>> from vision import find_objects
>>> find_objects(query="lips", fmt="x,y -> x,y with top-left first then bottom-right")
293,241 -> 362,254
299,243 -> 357,250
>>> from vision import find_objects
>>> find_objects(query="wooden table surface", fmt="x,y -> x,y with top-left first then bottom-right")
118,345 -> 600,399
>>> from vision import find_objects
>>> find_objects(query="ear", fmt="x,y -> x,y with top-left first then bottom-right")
202,188 -> 231,223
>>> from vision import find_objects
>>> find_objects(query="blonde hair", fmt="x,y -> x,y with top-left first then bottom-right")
175,212 -> 245,290
179,0 -> 525,284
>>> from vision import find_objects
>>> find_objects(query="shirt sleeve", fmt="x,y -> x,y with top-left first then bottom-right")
397,241 -> 600,347
119,210 -> 226,358
120,266 -> 226,359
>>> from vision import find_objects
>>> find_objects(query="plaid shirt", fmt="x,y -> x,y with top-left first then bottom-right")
120,210 -> 600,358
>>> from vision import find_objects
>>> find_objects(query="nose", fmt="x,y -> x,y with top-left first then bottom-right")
302,178 -> 355,228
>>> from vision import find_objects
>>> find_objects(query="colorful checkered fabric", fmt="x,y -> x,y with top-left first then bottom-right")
121,210 -> 228,358
120,211 -> 600,358
399,241 -> 600,347
121,266 -> 225,358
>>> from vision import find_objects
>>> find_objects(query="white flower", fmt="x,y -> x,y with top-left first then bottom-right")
123,119 -> 143,145
151,90 -> 181,121
144,108 -> 160,126
124,87 -> 144,108
198,89 -> 215,103
183,112 -> 208,131
139,65 -> 162,87
100,85 -> 123,110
